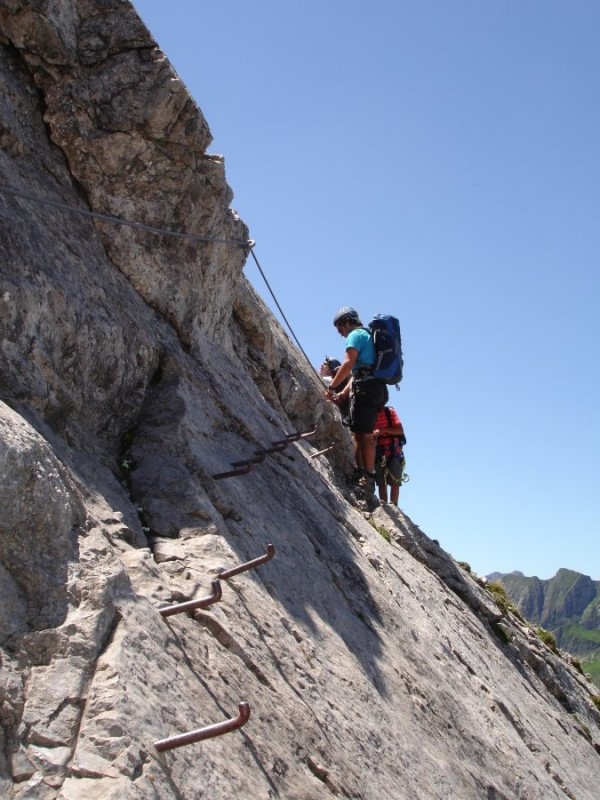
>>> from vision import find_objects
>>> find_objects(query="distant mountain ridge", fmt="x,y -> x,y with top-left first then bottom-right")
489,568 -> 600,686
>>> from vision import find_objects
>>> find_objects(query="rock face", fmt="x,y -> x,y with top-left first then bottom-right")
1,2 -> 600,799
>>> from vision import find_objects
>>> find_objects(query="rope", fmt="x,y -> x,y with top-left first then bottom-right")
0,183 -> 251,248
248,246 -> 322,382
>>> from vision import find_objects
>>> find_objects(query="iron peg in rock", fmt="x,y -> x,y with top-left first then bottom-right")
158,580 -> 222,618
269,428 -> 317,448
230,451 -> 267,468
261,441 -> 290,454
285,429 -> 317,443
211,462 -> 253,480
309,443 -> 336,459
218,544 -> 275,581
154,702 -> 251,751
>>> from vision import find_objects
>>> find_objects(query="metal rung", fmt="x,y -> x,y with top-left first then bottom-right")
159,580 -> 222,617
218,544 -> 275,580
154,702 -> 251,751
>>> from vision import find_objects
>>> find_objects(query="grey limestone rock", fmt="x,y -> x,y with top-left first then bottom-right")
0,2 -> 599,799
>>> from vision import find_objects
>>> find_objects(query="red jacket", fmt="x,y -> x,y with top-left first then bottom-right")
375,407 -> 405,458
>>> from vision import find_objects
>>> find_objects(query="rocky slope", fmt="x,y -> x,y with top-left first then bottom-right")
1,2 -> 600,798
490,569 -> 600,688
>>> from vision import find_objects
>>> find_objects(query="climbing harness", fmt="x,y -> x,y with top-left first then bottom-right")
382,462 -> 410,485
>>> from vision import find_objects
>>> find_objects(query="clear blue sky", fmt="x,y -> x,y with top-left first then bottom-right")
132,0 -> 600,581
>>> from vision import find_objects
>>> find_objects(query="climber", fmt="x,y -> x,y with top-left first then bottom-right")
320,356 -> 350,420
320,356 -> 342,387
373,406 -> 406,506
325,306 -> 388,496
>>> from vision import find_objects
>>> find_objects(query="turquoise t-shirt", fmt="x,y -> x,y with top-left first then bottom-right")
346,327 -> 375,373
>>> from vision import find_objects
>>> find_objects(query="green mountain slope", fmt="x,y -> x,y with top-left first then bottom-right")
489,569 -> 600,688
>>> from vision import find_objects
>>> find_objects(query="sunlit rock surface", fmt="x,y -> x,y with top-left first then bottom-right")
1,2 -> 599,798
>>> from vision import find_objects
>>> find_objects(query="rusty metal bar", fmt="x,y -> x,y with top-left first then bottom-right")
297,428 -> 317,440
260,441 -> 289,454
211,430 -> 316,479
211,462 -> 253,480
218,544 -> 275,580
284,429 -> 317,443
269,428 -> 317,448
309,443 -> 336,458
154,702 -> 251,752
159,580 -> 222,618
230,450 -> 267,468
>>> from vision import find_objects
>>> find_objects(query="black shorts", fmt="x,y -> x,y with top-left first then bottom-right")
349,378 -> 388,434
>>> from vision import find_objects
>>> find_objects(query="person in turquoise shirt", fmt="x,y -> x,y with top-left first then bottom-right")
345,326 -> 376,372
326,306 -> 388,499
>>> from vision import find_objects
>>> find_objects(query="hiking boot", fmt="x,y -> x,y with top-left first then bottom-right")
357,471 -> 376,494
349,467 -> 364,484
365,494 -> 380,512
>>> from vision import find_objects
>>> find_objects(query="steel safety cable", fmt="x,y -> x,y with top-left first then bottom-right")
248,246 -> 322,382
1,182 -> 322,383
0,183 -> 251,248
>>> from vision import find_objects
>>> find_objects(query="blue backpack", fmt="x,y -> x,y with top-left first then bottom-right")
368,314 -> 403,385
